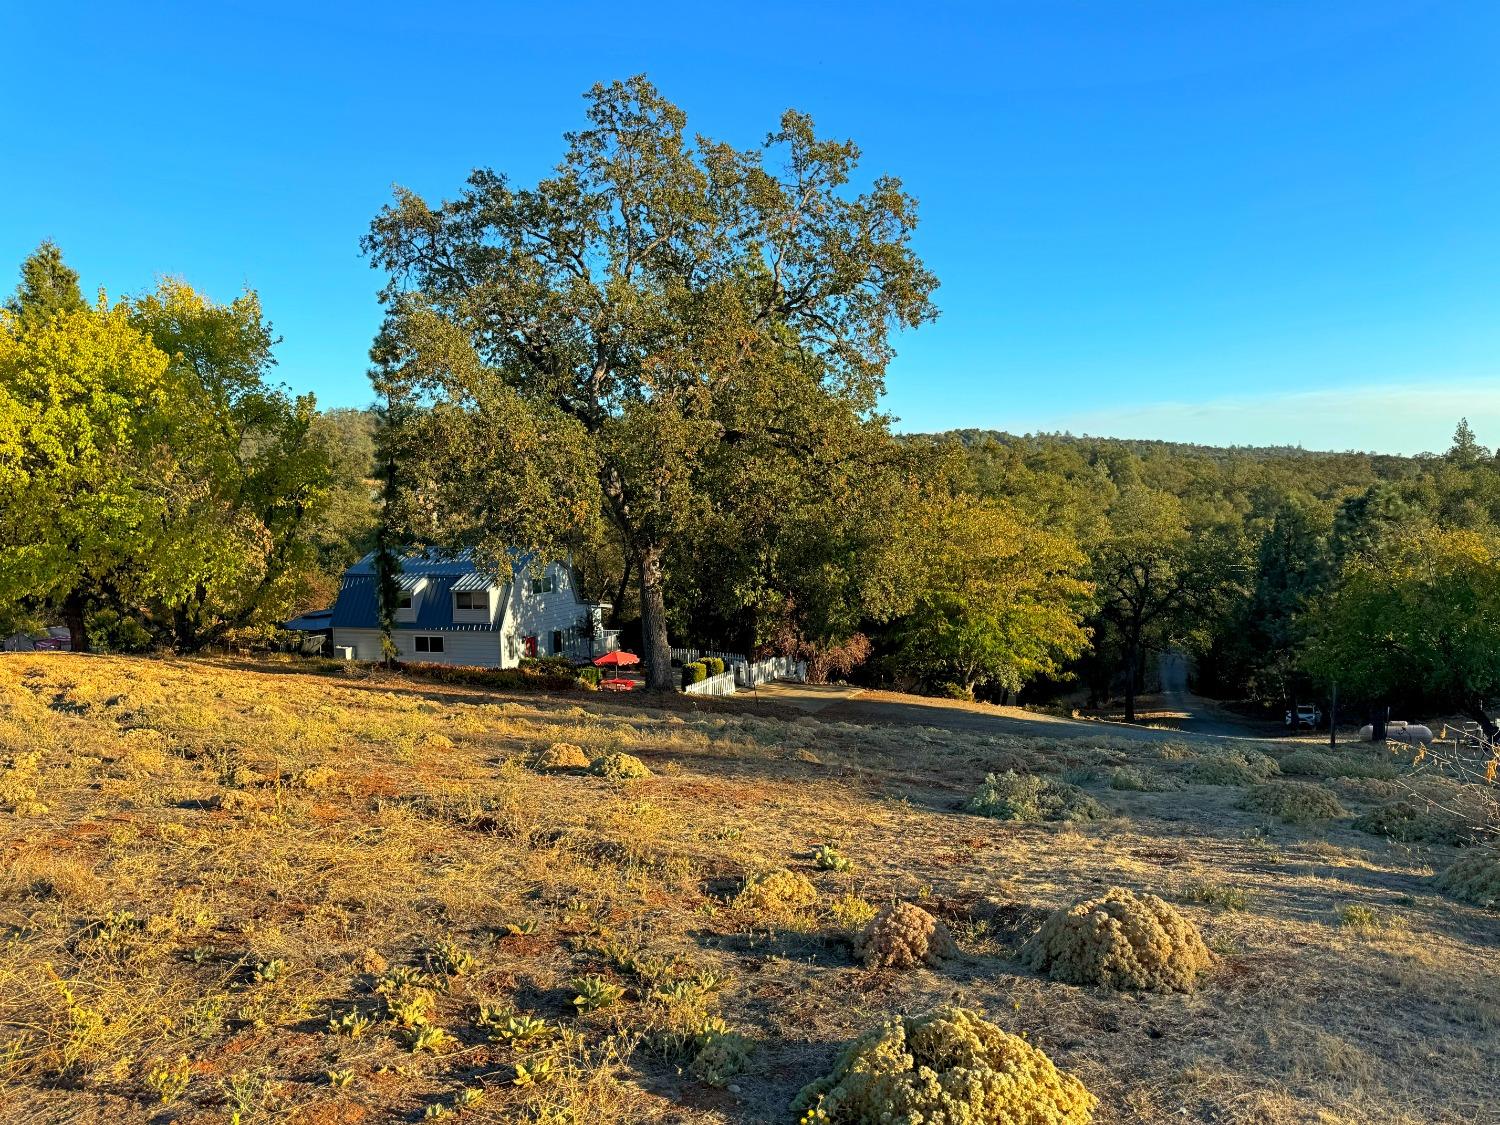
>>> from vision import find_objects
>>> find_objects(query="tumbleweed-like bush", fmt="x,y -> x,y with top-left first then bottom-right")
1022,886 -> 1211,992
588,751 -> 652,780
1189,747 -> 1281,786
535,741 -> 590,771
735,867 -> 818,913
1353,800 -> 1473,846
967,770 -> 1105,823
853,901 -> 957,970
791,1006 -> 1096,1124
1278,749 -> 1397,781
1242,780 -> 1347,824
1435,849 -> 1500,908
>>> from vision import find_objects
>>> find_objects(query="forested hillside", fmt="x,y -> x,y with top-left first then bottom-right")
910,425 -> 1500,728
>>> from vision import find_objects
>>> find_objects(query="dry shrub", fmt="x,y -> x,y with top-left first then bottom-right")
536,742 -> 590,771
1189,747 -> 1281,786
1109,765 -> 1178,792
967,770 -> 1105,823
1435,849 -> 1500,908
1022,886 -> 1211,992
0,850 -> 104,903
1242,781 -> 1347,824
853,901 -> 957,970
1278,749 -> 1398,780
792,1006 -> 1096,1124
589,751 -> 652,780
1352,800 -> 1475,846
735,867 -> 817,913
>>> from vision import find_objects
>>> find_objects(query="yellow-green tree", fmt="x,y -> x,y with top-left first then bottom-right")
890,495 -> 1092,696
0,294 -> 176,648
0,245 -> 334,650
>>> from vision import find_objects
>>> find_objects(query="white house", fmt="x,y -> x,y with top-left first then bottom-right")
328,549 -> 616,668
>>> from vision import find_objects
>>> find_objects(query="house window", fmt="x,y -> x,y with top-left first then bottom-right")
397,594 -> 413,610
414,635 -> 445,654
529,574 -> 556,595
551,629 -> 563,655
455,591 -> 488,611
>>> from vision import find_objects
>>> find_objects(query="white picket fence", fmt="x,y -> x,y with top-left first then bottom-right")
683,670 -> 737,697
671,647 -> 807,696
736,654 -> 807,687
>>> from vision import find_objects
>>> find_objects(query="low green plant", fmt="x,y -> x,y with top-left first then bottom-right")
813,844 -> 854,872
681,662 -> 709,687
328,1007 -> 372,1039
1181,880 -> 1250,911
572,974 -> 626,1012
144,1055 -> 192,1104
426,940 -> 475,977
966,770 -> 1105,823
479,1007 -> 552,1043
325,1068 -> 355,1088
1336,903 -> 1381,930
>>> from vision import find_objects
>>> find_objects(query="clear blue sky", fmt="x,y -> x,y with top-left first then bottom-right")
4,1 -> 1498,455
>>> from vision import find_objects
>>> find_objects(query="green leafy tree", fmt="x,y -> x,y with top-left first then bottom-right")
0,280 -> 175,650
889,496 -> 1092,696
128,280 -> 331,649
363,76 -> 937,688
1303,530 -> 1500,738
1090,488 -> 1202,721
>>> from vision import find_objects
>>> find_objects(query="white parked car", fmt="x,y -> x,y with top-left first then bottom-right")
1284,704 -> 1322,729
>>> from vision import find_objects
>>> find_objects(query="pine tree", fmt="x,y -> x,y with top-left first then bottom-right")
6,241 -> 86,327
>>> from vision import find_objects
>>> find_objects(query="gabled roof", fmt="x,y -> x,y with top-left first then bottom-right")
344,547 -> 507,580
329,573 -> 503,632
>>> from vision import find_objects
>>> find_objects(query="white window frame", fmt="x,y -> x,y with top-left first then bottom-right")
414,635 -> 445,654
454,590 -> 488,612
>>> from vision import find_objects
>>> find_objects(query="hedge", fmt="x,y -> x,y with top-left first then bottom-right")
704,656 -> 726,677
400,659 -> 582,692
682,661 -> 709,687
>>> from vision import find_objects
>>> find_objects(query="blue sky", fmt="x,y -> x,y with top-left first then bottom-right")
3,1 -> 1497,455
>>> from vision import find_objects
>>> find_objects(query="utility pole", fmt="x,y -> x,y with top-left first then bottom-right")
1329,682 -> 1338,748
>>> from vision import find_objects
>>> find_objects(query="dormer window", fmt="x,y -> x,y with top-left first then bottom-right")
455,591 -> 488,612
529,575 -> 556,595
397,595 -> 413,610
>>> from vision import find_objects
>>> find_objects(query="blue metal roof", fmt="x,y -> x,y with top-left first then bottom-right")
329,574 -> 504,632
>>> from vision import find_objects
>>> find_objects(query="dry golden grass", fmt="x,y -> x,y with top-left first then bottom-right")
0,653 -> 1496,1124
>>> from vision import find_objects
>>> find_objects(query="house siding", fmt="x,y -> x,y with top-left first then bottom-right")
331,628 -> 502,667
501,563 -> 602,662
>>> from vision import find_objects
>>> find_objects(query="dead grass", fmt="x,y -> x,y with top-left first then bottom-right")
0,653 -> 1495,1123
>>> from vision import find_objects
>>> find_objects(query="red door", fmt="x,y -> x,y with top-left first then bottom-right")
523,636 -> 538,657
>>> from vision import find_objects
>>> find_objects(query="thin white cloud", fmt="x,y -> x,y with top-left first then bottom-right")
1051,380 -> 1500,456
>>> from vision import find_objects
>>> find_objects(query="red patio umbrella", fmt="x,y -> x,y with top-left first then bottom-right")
593,650 -> 641,667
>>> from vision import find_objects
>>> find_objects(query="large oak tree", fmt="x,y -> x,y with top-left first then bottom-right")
363,77 -> 937,688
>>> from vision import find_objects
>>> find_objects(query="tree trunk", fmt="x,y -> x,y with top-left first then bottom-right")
637,546 -> 674,692
1370,705 -> 1387,744
1123,633 -> 1140,722
610,554 -> 632,629
62,589 -> 88,654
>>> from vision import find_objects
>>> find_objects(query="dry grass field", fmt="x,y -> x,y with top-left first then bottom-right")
1,654 -> 1496,1124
